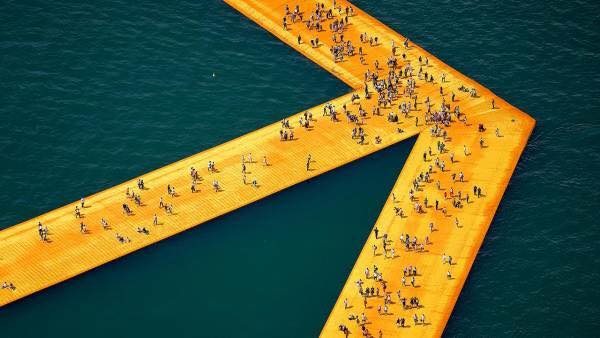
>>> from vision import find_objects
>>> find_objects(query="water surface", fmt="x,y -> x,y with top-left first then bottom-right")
1,0 -> 599,336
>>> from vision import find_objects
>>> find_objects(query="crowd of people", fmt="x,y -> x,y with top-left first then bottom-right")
21,1 -> 500,332
278,1 -> 500,336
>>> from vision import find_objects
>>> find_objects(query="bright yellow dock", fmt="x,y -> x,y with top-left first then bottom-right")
319,112 -> 534,337
0,91 -> 420,307
1,0 -> 534,336
225,0 -> 534,336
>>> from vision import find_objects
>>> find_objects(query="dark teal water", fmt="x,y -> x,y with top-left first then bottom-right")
1,0 -> 599,336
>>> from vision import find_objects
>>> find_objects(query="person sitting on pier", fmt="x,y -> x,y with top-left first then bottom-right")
394,207 -> 403,217
115,233 -> 129,244
2,281 -> 16,291
136,227 -> 149,235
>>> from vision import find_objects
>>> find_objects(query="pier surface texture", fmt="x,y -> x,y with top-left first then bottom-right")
0,0 -> 534,336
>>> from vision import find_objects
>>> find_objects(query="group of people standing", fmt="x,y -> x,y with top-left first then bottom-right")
278,1 -> 499,337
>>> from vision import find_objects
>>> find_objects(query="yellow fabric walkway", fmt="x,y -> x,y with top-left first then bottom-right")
1,1 -> 534,336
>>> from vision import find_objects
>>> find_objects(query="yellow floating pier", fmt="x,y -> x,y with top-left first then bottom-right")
0,0 -> 534,336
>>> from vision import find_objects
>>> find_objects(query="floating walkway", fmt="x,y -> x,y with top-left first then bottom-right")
0,0 -> 534,336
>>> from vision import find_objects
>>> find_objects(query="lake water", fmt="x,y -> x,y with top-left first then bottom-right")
0,0 -> 599,336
